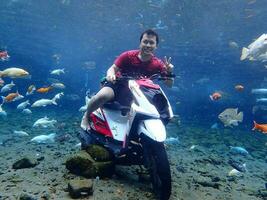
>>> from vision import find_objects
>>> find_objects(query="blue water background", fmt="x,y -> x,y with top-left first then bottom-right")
0,0 -> 267,127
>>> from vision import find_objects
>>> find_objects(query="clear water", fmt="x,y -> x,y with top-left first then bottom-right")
0,0 -> 266,199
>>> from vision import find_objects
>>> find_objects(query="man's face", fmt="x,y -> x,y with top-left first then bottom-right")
139,33 -> 157,56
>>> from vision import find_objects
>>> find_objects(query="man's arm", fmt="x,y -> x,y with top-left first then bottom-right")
106,64 -> 120,83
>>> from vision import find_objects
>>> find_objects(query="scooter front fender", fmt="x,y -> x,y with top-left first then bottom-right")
138,119 -> 166,142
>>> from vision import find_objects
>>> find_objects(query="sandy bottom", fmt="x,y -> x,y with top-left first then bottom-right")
0,109 -> 266,200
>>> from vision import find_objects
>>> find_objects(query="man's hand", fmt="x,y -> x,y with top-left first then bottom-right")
106,64 -> 118,83
163,56 -> 174,87
106,73 -> 116,83
164,56 -> 174,73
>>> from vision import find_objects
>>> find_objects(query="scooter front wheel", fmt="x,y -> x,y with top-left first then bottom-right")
143,139 -> 171,200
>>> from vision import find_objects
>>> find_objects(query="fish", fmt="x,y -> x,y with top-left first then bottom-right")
251,88 -> 267,94
65,94 -> 80,101
235,85 -> 244,91
47,78 -> 60,84
218,108 -> 243,127
22,108 -> 32,114
229,41 -> 239,49
230,146 -> 249,155
83,61 -> 96,70
228,168 -> 243,177
26,85 -> 36,96
257,52 -> 267,62
211,122 -> 219,129
33,117 -> 57,128
50,68 -> 65,75
209,92 -> 222,101
13,130 -> 29,136
240,34 -> 267,61
0,50 -> 10,61
0,78 -> 4,86
53,92 -> 64,100
31,133 -> 56,143
0,104 -> 7,117
36,86 -> 53,93
0,67 -> 29,78
2,91 -> 24,103
51,82 -> 65,89
17,100 -> 30,110
31,98 -> 57,107
1,81 -> 15,93
252,105 -> 267,114
256,98 -> 267,103
79,96 -> 91,112
228,160 -> 247,172
252,121 -> 267,134
189,145 -> 197,150
75,142 -> 81,148
195,77 -> 210,84
165,137 -> 179,145
31,93 -> 61,107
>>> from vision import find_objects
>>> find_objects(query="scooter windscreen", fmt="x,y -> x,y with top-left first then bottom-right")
139,86 -> 171,124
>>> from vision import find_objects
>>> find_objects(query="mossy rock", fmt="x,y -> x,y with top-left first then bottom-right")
65,151 -> 95,178
65,150 -> 114,178
12,157 -> 39,169
93,160 -> 115,178
85,145 -> 112,162
68,179 -> 93,198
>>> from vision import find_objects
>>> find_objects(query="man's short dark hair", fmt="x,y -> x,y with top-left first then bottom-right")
140,29 -> 159,45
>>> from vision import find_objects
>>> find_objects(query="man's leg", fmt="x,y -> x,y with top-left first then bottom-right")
81,87 -> 115,130
86,86 -> 115,114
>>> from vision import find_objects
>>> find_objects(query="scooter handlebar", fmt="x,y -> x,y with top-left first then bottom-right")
116,73 -> 176,82
101,73 -> 176,84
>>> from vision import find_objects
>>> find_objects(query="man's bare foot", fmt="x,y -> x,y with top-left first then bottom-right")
80,113 -> 90,131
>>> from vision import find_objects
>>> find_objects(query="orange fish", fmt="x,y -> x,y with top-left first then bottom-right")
3,92 -> 19,102
235,85 -> 244,91
209,92 -> 222,101
36,86 -> 53,93
252,121 -> 267,134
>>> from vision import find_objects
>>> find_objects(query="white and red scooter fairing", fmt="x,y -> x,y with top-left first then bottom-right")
90,107 -> 130,142
89,77 -> 173,143
129,79 -> 173,142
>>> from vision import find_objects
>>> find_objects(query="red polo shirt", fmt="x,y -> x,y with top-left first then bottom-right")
114,50 -> 167,77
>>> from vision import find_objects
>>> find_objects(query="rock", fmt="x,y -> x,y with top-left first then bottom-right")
65,151 -> 94,177
40,191 -> 50,200
93,160 -> 115,178
258,189 -> 267,198
12,157 -> 39,169
18,193 -> 37,200
86,145 -> 112,162
36,156 -> 45,162
65,150 -> 114,178
68,179 -> 93,198
211,176 -> 221,182
194,178 -> 220,189
176,165 -> 186,173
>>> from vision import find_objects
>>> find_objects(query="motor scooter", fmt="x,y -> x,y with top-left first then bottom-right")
79,74 -> 174,200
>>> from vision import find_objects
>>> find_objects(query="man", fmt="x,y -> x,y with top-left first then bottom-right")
81,29 -> 174,131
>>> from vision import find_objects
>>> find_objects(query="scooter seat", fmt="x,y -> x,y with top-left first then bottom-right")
103,101 -> 130,115
103,101 -> 121,110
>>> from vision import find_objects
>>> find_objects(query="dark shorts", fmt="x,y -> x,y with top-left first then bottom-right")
103,81 -> 133,107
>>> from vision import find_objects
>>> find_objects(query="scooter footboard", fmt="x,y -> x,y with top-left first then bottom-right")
137,119 -> 166,142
